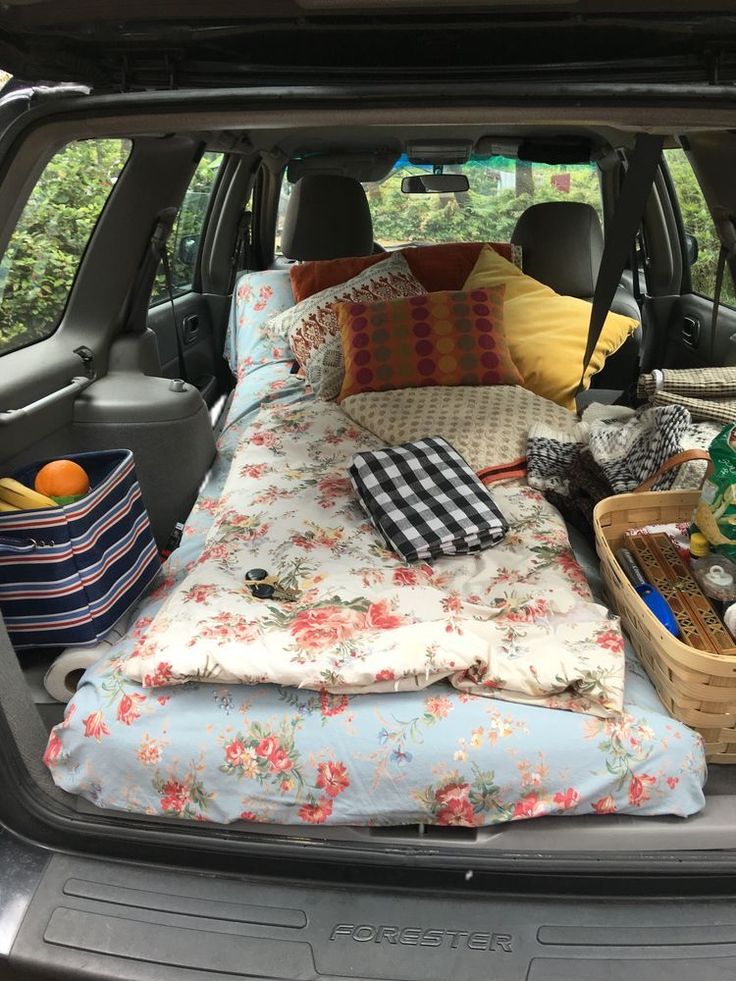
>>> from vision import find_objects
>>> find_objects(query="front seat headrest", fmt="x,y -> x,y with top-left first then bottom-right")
281,174 -> 374,261
511,201 -> 603,298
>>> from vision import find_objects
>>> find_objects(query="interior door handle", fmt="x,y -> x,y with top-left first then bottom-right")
682,316 -> 701,349
182,314 -> 200,344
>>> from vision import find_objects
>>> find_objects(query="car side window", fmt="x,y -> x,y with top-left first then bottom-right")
0,138 -> 132,357
664,147 -> 736,306
149,151 -> 223,305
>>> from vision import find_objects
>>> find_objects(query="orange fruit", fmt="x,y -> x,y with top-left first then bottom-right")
34,460 -> 90,500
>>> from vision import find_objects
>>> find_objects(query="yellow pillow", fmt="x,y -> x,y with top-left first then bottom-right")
463,244 -> 639,410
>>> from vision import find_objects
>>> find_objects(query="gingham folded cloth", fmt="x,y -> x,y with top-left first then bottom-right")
637,367 -> 736,426
637,366 -> 736,399
349,436 -> 509,562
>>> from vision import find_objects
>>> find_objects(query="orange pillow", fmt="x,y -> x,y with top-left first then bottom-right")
336,286 -> 522,403
290,242 -> 520,302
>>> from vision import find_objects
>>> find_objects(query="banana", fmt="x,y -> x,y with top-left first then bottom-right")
0,499 -> 21,512
695,500 -> 732,546
0,477 -> 57,510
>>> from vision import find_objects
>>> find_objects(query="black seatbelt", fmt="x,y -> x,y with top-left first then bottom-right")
151,217 -> 189,384
630,236 -> 643,306
712,245 -> 732,340
123,210 -> 174,337
710,209 -> 736,345
228,210 -> 252,292
579,133 -> 665,392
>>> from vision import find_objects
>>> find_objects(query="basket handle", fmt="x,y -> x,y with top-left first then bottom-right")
633,450 -> 713,494
0,534 -> 37,554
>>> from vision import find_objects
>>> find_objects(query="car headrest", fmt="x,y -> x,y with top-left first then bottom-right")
281,174 -> 374,261
511,201 -> 603,298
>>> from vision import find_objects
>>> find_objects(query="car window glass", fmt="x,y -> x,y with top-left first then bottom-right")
150,151 -> 223,305
665,147 -> 736,306
276,155 -> 601,252
0,138 -> 132,357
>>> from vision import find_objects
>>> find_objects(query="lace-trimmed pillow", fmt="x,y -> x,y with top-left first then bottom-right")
266,253 -> 426,394
305,336 -> 346,401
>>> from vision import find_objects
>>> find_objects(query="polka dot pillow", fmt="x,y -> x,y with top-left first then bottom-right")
335,286 -> 523,402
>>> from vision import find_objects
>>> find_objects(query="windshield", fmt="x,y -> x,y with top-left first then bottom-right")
365,155 -> 602,248
277,154 -> 601,252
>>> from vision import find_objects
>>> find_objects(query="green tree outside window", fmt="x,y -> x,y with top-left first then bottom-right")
0,138 -> 132,356
665,148 -> 736,307
149,151 -> 223,306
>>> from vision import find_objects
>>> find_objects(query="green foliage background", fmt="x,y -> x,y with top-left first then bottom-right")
0,144 -> 222,356
664,148 -> 736,306
150,151 -> 222,305
366,158 -> 602,246
367,153 -> 734,308
0,138 -> 132,355
0,144 -> 732,359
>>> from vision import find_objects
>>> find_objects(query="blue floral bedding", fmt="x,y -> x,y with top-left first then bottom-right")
43,271 -> 707,827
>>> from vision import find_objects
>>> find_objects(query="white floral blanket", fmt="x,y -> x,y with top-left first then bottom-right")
124,400 -> 625,717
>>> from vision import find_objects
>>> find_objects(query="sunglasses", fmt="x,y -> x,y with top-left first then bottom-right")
245,568 -> 299,602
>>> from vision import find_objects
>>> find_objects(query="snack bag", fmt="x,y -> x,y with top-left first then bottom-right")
693,422 -> 736,561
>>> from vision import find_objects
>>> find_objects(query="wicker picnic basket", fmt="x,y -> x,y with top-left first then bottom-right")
594,489 -> 736,763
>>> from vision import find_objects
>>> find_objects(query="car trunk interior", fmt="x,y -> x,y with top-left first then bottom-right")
3,85 -> 736,867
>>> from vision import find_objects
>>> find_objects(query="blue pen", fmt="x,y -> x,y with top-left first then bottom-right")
616,548 -> 680,637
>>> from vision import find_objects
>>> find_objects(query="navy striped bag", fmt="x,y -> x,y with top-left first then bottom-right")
0,450 -> 161,649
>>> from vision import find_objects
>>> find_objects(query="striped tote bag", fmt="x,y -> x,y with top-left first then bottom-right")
0,450 -> 161,650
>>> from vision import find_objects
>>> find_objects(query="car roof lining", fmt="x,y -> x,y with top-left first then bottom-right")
1,3 -> 734,90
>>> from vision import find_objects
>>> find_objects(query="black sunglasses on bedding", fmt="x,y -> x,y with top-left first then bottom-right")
245,568 -> 299,601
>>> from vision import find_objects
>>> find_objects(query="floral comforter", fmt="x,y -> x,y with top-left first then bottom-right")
122,393 -> 625,717
43,269 -> 706,826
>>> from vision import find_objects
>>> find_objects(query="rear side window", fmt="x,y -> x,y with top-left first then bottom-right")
0,138 -> 132,357
150,151 -> 223,305
665,147 -> 736,306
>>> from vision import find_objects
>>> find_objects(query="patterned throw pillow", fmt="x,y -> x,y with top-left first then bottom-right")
265,253 -> 425,389
336,287 -> 523,403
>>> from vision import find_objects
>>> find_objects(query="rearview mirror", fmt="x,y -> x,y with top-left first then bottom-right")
401,174 -> 469,194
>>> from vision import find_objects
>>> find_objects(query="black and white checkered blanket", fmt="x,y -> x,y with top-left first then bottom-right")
349,436 -> 508,563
